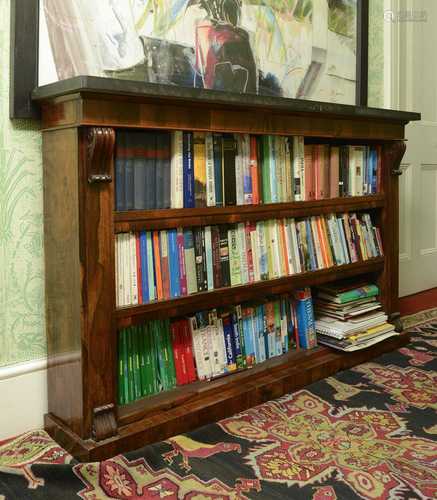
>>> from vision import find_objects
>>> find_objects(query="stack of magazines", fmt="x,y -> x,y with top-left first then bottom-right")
314,281 -> 398,351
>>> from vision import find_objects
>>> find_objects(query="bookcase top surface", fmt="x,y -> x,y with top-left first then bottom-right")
33,76 -> 420,124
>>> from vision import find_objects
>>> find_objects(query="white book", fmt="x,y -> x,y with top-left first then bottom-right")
204,226 -> 214,290
315,313 -> 388,337
363,214 -> 378,257
205,133 -> 216,207
215,317 -> 228,373
283,220 -> 294,275
235,135 -> 244,205
122,234 -> 131,306
337,217 -> 351,264
189,317 -> 206,380
289,219 -> 302,273
293,136 -> 304,201
115,235 -> 122,307
171,131 -> 184,208
238,223 -> 249,284
251,229 -> 261,282
272,221 -> 282,277
328,215 -> 344,265
200,325 -> 213,380
276,137 -> 285,203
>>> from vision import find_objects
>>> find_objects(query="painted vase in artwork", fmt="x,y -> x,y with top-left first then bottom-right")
194,17 -> 257,93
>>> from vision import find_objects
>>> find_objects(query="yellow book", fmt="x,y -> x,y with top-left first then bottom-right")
193,132 -> 206,207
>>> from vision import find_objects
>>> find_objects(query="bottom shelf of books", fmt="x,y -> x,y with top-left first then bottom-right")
117,279 -> 399,413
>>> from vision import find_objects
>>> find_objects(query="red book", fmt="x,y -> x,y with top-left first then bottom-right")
152,231 -> 163,300
135,233 -> 143,304
159,231 -> 171,300
322,145 -> 330,199
177,322 -> 189,385
171,321 -> 184,385
245,222 -> 255,282
304,144 -> 315,200
250,136 -> 260,205
330,146 -> 340,198
181,319 -> 197,382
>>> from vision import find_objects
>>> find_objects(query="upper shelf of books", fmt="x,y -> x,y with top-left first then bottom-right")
32,76 -> 421,124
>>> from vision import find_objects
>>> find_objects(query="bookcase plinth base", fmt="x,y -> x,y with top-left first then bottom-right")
45,332 -> 410,462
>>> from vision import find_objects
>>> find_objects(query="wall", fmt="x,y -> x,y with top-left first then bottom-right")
0,0 -> 47,438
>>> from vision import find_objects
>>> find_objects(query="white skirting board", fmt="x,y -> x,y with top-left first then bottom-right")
0,358 -> 48,441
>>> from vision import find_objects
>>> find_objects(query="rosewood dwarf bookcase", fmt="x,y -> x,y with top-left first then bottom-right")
33,76 -> 420,460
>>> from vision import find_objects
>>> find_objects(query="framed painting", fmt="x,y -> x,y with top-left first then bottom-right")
10,0 -> 368,118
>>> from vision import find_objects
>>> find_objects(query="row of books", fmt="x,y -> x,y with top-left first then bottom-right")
115,130 -> 382,211
115,212 -> 383,307
314,281 -> 397,351
118,290 -> 316,405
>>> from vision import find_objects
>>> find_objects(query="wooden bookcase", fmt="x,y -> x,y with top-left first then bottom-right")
33,77 -> 420,461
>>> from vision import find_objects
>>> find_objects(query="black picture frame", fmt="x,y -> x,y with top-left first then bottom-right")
10,0 -> 369,119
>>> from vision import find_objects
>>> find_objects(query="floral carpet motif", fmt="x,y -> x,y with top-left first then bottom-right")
1,320 -> 436,499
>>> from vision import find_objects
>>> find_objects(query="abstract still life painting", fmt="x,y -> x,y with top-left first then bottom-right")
39,0 -> 357,104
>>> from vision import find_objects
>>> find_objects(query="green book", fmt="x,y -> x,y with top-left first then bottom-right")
163,319 -> 176,388
126,328 -> 135,403
132,326 -> 142,400
153,320 -> 166,392
121,330 -> 129,404
262,135 -> 271,203
138,324 -> 148,396
117,330 -> 125,405
149,321 -> 159,394
319,284 -> 379,304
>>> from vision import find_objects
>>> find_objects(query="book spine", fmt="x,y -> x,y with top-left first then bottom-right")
193,227 -> 207,292
269,136 -> 278,203
213,133 -> 223,207
204,226 -> 214,291
129,233 -> 139,305
193,132 -> 207,207
211,225 -> 222,289
219,225 -> 231,287
176,229 -> 187,296
139,231 -> 149,303
205,133 -> 216,207
183,132 -> 195,208
228,225 -> 242,286
223,134 -> 237,205
238,222 -> 249,284
222,313 -> 237,371
168,229 -> 181,298
257,220 -> 268,280
235,135 -> 244,205
124,133 -> 135,210
115,131 -> 126,211
242,134 -> 252,205
171,130 -> 184,209
261,136 -> 271,203
250,135 -> 260,204
183,229 -> 198,295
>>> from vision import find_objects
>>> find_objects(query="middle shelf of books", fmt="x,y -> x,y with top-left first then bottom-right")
115,210 -> 384,323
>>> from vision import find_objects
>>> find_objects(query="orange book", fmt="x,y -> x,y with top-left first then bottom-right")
153,231 -> 163,300
250,136 -> 260,205
304,144 -> 315,200
315,216 -> 330,268
320,216 -> 334,266
330,146 -> 339,198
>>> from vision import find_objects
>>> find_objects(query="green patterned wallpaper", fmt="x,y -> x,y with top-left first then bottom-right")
368,0 -> 384,108
0,0 -> 46,367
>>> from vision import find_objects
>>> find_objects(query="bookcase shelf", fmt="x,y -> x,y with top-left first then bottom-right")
115,257 -> 385,327
36,78 -> 419,461
114,195 -> 385,232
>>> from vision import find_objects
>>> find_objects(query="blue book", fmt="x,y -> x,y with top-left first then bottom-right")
139,231 -> 149,303
294,290 -> 316,349
305,219 -> 318,270
370,148 -> 378,194
124,132 -> 135,210
156,132 -> 171,209
183,132 -> 195,208
115,131 -> 126,211
145,232 -> 156,301
168,229 -> 180,298
242,314 -> 255,365
144,133 -> 157,210
213,134 -> 223,207
222,314 -> 236,369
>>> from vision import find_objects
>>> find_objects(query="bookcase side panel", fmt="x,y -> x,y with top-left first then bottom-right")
43,128 -> 84,437
78,127 -> 117,441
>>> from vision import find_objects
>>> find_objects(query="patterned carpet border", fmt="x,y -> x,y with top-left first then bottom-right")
402,306 -> 437,329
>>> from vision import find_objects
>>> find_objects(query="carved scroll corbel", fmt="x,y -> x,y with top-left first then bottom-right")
387,141 -> 407,176
86,127 -> 115,184
92,404 -> 117,441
